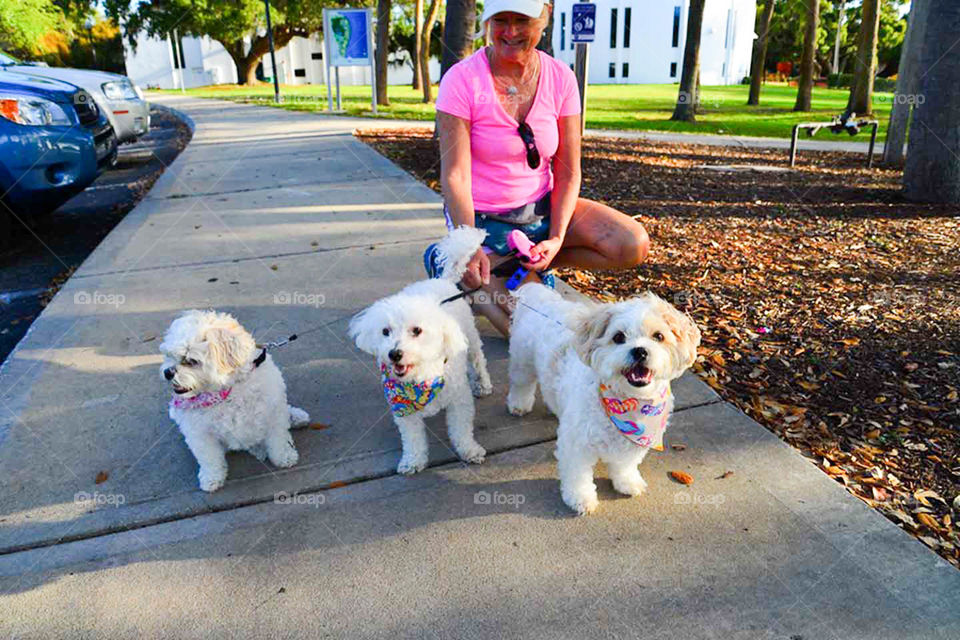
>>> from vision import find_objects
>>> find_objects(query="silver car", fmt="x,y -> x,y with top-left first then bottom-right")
0,51 -> 149,144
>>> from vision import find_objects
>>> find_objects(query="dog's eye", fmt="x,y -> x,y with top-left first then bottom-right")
653,332 -> 665,342
382,328 -> 390,336
612,331 -> 626,344
411,327 -> 422,337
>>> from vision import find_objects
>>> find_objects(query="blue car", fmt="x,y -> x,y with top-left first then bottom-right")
0,69 -> 117,226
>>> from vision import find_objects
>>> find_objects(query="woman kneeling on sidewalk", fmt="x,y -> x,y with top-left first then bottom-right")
426,0 -> 649,336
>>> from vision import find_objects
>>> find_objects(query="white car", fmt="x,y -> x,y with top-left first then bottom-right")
0,51 -> 149,144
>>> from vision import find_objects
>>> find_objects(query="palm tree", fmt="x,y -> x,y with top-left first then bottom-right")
671,0 -> 706,122
441,0 -> 476,79
793,0 -> 820,111
903,0 -> 960,203
748,0 -> 776,106
375,0 -> 391,106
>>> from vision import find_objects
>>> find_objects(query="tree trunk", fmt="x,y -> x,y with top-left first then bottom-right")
420,0 -> 441,102
225,32 -> 297,86
747,0 -> 776,105
793,0 -> 820,111
537,3 -> 554,55
440,0 -> 476,79
671,0 -> 706,122
903,0 -> 960,203
413,0 -> 424,90
376,0 -> 391,105
884,0 -> 929,165
847,0 -> 880,115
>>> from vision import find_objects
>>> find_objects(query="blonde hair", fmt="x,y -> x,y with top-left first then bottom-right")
474,4 -> 551,42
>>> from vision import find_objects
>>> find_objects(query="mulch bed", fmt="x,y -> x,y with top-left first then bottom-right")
356,128 -> 960,567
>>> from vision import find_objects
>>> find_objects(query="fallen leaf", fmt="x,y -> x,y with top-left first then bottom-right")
270,264 -> 279,271
95,471 -> 109,484
865,429 -> 881,439
669,470 -> 694,485
308,422 -> 331,430
917,512 -> 940,531
715,471 -> 734,480
327,481 -> 347,489
671,444 -> 687,451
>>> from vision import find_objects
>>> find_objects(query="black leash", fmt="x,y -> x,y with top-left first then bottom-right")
439,286 -> 482,305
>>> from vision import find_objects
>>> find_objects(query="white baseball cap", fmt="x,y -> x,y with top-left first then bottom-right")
480,0 -> 547,23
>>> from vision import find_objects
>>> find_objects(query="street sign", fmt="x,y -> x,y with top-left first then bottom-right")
322,8 -> 377,114
572,3 -> 596,43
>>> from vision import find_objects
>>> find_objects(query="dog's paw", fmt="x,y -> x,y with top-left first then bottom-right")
198,468 -> 227,492
397,456 -> 428,475
612,474 -> 648,497
457,442 -> 486,465
288,405 -> 310,429
472,379 -> 494,398
269,445 -> 299,469
506,388 -> 535,416
563,490 -> 599,516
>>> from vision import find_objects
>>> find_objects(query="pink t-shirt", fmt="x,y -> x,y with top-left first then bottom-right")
436,48 -> 582,214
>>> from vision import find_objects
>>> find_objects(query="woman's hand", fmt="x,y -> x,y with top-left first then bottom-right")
462,248 -> 491,288
523,237 -> 563,272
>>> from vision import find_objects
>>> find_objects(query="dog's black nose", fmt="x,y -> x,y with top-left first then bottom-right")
164,367 -> 176,380
630,347 -> 648,362
388,349 -> 403,363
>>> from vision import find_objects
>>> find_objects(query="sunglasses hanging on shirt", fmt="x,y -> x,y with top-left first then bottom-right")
517,121 -> 541,170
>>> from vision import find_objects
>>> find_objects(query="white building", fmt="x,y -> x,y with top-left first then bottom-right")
551,0 -> 756,85
123,31 -> 439,90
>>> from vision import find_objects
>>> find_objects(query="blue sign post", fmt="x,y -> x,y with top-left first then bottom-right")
571,3 -> 595,133
572,3 -> 596,43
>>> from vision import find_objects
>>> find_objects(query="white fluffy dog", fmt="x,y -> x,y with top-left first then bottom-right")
349,227 -> 493,475
507,284 -> 701,515
160,310 -> 310,492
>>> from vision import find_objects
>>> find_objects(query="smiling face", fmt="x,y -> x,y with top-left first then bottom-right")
488,10 -> 548,64
349,295 -> 468,382
573,294 -> 701,396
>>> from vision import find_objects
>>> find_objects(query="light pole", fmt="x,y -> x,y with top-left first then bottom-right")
84,16 -> 97,67
264,0 -> 282,102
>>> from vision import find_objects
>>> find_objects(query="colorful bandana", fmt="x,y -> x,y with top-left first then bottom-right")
170,388 -> 232,411
381,364 -> 445,417
598,384 -> 671,450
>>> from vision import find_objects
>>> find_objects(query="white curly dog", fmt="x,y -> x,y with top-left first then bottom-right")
349,227 -> 493,475
507,284 -> 701,515
160,310 -> 310,492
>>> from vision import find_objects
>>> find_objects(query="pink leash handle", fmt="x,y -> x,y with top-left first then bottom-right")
506,229 -> 540,262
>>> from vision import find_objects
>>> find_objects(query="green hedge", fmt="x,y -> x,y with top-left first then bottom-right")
827,73 -> 897,93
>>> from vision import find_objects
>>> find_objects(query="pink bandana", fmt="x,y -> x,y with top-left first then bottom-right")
170,388 -> 232,411
598,384 -> 670,450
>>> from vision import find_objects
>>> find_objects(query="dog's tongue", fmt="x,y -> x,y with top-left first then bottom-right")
624,363 -> 653,387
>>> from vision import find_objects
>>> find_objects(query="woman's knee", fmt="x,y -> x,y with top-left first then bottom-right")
617,219 -> 650,267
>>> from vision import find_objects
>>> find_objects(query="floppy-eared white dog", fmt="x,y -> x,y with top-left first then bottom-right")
160,310 -> 309,491
507,284 -> 701,515
349,227 -> 493,475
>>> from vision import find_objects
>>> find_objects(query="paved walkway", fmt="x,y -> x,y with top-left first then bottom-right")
1,96 -> 956,638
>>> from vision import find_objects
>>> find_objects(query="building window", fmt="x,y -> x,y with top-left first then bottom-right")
610,8 -> 618,48
622,62 -> 629,77
294,68 -> 306,77
311,52 -> 323,60
670,62 -> 678,78
171,35 -> 185,69
624,8 -> 632,48
609,62 -> 616,78
672,6 -> 681,47
561,12 -> 566,51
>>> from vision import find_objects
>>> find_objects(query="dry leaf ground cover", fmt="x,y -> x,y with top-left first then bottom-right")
356,129 -> 960,567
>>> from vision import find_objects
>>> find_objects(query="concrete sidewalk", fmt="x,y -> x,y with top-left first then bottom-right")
1,95 -> 957,638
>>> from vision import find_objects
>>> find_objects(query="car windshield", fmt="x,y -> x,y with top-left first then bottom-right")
0,51 -> 21,65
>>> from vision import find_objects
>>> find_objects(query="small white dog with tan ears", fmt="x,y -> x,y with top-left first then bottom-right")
349,227 -> 493,475
507,284 -> 701,515
160,310 -> 310,492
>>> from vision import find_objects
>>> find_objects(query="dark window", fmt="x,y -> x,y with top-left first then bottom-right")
622,62 -> 629,77
570,63 -> 575,71
624,8 -> 632,48
294,68 -> 306,77
672,6 -> 681,47
311,52 -> 323,60
610,8 -> 618,48
609,62 -> 616,78
670,62 -> 677,77
561,12 -> 566,51
171,35 -> 185,69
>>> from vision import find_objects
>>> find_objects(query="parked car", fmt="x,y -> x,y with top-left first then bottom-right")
0,69 -> 117,238
0,51 -> 149,144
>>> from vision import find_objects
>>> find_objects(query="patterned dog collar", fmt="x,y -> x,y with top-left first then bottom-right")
170,387 -> 233,411
381,364 -> 444,417
598,384 -> 670,450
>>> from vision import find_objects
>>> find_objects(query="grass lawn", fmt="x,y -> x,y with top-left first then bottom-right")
154,82 -> 893,141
